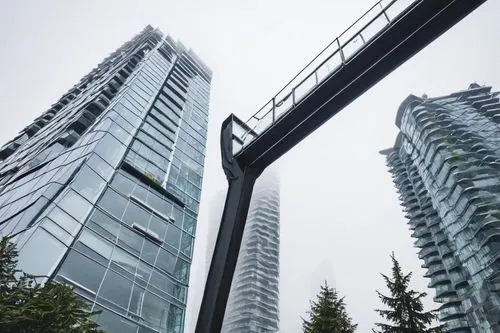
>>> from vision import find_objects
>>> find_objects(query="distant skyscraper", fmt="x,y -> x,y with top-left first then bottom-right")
207,169 -> 280,333
382,83 -> 500,332
0,26 -> 211,333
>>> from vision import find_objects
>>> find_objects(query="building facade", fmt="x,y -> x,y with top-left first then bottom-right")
207,169 -> 280,333
383,83 -> 500,332
0,26 -> 211,333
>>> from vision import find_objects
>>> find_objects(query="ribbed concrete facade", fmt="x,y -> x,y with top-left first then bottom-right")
208,169 -> 280,333
383,84 -> 500,332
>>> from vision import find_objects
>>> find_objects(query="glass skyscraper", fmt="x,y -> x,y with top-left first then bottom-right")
207,169 -> 280,333
0,25 -> 211,333
382,83 -> 500,332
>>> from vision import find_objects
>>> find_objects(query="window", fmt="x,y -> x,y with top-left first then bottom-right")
117,226 -> 143,257
180,232 -> 193,257
122,201 -> 151,227
142,291 -> 168,329
136,261 -> 152,284
141,123 -> 173,150
109,122 -> 131,144
87,209 -> 120,242
183,213 -> 196,235
167,304 -> 184,333
110,246 -> 138,279
129,284 -> 145,315
71,165 -> 106,202
171,207 -> 184,228
131,139 -> 168,169
140,240 -> 159,264
149,269 -> 171,296
173,283 -> 186,302
145,116 -> 176,142
58,189 -> 92,223
47,206 -> 81,236
150,109 -> 177,133
165,225 -> 181,250
17,228 -> 66,277
110,112 -> 134,133
174,258 -> 189,283
41,218 -> 72,246
94,134 -> 126,167
127,89 -> 148,107
147,193 -> 172,218
98,270 -> 133,309
57,250 -> 106,293
99,188 -> 127,220
148,215 -> 168,242
156,248 -> 176,274
87,153 -> 114,181
111,173 -> 135,196
78,229 -> 113,261
132,184 -> 149,203
94,308 -> 138,333
136,131 -> 171,158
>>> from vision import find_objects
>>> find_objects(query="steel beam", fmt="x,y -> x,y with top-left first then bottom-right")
196,0 -> 487,332
195,116 -> 263,333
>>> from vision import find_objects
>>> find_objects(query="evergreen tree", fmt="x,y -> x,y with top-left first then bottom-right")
302,281 -> 357,333
373,253 -> 441,333
0,236 -> 103,333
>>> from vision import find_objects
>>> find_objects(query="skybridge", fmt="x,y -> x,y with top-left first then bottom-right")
196,1 -> 488,332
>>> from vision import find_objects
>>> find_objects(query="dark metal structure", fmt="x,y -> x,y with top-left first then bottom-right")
195,0 -> 487,332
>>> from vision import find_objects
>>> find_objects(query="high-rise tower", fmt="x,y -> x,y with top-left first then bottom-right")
382,84 -> 500,332
0,26 -> 211,333
207,169 -> 280,333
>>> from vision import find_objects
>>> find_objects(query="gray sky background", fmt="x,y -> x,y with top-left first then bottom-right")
0,1 -> 499,332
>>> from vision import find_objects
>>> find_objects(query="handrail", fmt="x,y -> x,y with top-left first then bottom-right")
234,0 -> 418,153
248,0 -> 392,124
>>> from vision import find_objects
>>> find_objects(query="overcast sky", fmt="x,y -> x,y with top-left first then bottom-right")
1,1 -> 499,332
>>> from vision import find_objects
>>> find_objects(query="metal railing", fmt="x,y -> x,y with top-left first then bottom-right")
231,0 -> 418,155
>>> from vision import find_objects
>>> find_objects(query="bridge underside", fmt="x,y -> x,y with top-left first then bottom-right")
236,0 -> 487,170
195,0 -> 488,332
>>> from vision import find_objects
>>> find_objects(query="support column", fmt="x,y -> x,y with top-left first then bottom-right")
195,116 -> 262,333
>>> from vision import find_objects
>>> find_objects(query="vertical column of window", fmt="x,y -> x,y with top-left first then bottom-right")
121,51 -> 180,185
414,105 -> 500,280
456,93 -> 500,328
387,149 -> 471,331
407,104 -> 478,327
165,61 -> 208,217
91,44 -> 175,181
48,43 -> 189,331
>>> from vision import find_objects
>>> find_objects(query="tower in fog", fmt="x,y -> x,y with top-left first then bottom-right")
0,25 -> 211,333
383,84 -> 500,332
207,169 -> 280,333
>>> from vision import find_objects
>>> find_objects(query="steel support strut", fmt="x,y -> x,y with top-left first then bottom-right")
195,1 -> 488,331
195,116 -> 263,333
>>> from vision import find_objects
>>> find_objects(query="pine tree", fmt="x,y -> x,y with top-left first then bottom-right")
373,253 -> 441,333
302,281 -> 357,333
0,236 -> 104,333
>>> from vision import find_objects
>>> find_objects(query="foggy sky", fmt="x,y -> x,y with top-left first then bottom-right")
0,1 -> 499,332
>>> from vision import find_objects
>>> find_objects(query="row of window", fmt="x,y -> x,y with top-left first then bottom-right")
0,32 -> 167,179
56,246 -> 185,330
0,130 -> 104,203
131,139 -> 169,171
106,170 -> 195,241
